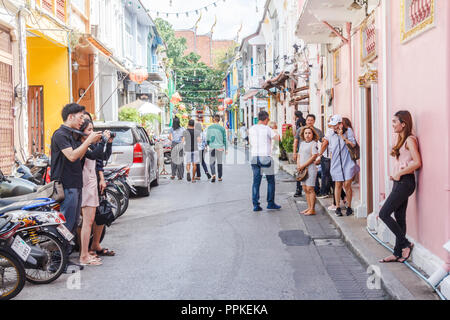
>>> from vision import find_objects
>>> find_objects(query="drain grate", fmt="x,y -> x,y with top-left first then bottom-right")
313,239 -> 345,247
279,230 -> 311,246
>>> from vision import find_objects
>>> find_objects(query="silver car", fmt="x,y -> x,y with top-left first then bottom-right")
94,121 -> 159,197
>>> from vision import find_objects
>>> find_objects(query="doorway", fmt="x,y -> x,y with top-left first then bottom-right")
28,86 -> 45,155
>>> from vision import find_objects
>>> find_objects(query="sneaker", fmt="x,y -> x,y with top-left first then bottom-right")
335,207 -> 343,217
211,176 -> 216,183
317,194 -> 329,199
346,207 -> 354,216
187,173 -> 191,182
294,191 -> 302,198
328,205 -> 337,211
267,203 -> 282,210
253,206 -> 263,212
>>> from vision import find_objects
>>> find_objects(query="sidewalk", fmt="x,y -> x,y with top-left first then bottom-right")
279,161 -> 439,300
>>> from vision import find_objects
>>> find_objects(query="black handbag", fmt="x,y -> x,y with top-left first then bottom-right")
95,196 -> 115,227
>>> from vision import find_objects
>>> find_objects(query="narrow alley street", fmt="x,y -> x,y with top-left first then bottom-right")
15,148 -> 387,300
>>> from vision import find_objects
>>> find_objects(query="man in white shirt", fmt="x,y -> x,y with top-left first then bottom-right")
248,111 -> 281,212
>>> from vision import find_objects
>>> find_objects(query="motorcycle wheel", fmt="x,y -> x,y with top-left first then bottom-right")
21,231 -> 68,285
114,181 -> 129,216
0,249 -> 26,300
164,152 -> 172,165
104,188 -> 122,221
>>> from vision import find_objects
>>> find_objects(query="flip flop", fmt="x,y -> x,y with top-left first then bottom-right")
304,212 -> 317,216
96,248 -> 116,256
80,256 -> 102,266
399,244 -> 414,263
379,255 -> 401,263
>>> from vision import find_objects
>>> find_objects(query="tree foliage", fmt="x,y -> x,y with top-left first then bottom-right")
155,18 -> 236,118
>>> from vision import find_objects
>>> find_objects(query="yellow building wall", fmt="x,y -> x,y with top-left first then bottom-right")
27,37 -> 69,154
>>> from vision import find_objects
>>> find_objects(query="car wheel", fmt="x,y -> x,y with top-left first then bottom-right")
136,171 -> 151,197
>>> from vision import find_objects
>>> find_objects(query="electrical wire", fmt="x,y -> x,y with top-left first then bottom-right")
366,226 -> 447,300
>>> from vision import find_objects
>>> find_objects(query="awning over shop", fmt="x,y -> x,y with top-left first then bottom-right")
295,0 -> 372,44
262,71 -> 290,91
242,89 -> 259,101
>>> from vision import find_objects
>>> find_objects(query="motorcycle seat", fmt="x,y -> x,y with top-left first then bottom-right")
0,201 -> 33,215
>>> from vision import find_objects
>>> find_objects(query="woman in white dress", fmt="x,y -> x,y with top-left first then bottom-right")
297,126 -> 319,215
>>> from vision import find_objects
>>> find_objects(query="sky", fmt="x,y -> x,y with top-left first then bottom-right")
142,0 -> 266,41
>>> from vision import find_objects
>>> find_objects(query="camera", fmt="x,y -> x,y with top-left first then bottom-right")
110,132 -> 116,138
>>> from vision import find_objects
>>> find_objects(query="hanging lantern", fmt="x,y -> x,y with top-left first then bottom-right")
224,98 -> 233,105
171,92 -> 182,104
178,104 -> 186,111
129,69 -> 148,84
218,105 -> 225,111
182,114 -> 189,119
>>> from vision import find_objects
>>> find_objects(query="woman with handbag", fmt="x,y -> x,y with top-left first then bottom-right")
319,115 -> 359,217
78,119 -> 111,266
297,126 -> 319,215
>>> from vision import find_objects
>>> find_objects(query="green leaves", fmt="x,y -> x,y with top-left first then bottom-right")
118,108 -> 161,128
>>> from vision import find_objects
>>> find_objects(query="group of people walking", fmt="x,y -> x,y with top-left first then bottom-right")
168,114 -> 227,183
50,103 -> 116,269
248,109 -> 422,264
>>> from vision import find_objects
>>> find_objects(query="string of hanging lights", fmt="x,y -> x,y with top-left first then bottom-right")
144,0 -> 227,18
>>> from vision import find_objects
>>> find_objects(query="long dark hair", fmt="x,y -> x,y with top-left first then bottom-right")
342,117 -> 353,130
172,117 -> 181,130
391,110 -> 413,159
80,119 -> 93,132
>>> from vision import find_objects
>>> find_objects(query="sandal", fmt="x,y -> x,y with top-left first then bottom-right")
80,256 -> 103,266
304,211 -> 316,216
379,255 -> 401,263
95,248 -> 116,256
399,244 -> 414,263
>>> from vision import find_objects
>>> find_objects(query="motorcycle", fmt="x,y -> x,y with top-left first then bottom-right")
0,216 -> 27,300
0,200 -> 71,284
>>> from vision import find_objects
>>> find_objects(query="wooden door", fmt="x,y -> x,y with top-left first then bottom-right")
0,27 -> 14,175
365,87 -> 373,214
28,86 -> 45,155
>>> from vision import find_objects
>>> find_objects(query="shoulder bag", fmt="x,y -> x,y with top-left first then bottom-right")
295,141 -> 309,182
345,132 -> 360,162
51,157 -> 65,202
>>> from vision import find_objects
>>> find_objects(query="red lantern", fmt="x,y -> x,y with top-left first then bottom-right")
170,92 -> 182,104
224,98 -> 233,105
218,105 -> 224,111
178,104 -> 186,111
129,69 -> 149,84
182,114 -> 188,119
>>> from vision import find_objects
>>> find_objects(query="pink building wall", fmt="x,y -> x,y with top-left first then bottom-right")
331,1 -> 448,262
388,0 -> 450,262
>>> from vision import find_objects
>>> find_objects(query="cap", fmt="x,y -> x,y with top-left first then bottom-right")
329,115 -> 343,126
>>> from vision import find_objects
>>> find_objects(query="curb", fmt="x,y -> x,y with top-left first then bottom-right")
279,163 -> 416,300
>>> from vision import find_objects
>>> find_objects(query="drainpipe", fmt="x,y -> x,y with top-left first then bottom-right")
428,0 -> 450,289
347,22 -> 354,127
68,31 -> 73,103
18,8 -> 29,160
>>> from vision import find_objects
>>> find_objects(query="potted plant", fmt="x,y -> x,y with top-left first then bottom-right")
281,127 -> 295,164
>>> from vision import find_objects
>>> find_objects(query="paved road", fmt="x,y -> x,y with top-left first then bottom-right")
16,147 -> 388,300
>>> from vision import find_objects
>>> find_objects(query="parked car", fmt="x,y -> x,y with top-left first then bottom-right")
93,121 -> 158,197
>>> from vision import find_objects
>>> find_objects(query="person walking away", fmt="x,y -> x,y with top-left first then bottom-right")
297,127 -> 320,215
195,122 -> 211,180
240,123 -> 248,147
169,117 -> 185,180
379,111 -> 421,263
293,114 -> 323,197
249,111 -> 281,212
78,119 -> 111,266
50,103 -> 102,270
207,115 -> 227,183
183,119 -> 201,182
318,115 -> 359,217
